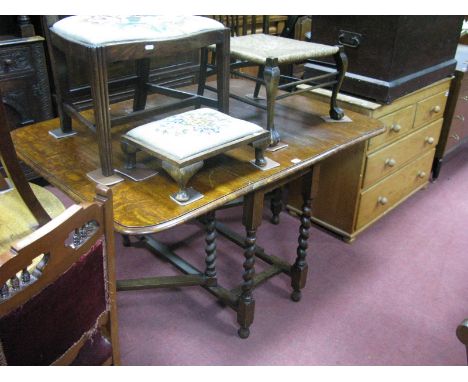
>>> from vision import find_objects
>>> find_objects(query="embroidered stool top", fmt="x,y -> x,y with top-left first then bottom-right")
123,108 -> 267,164
229,34 -> 339,65
51,15 -> 225,46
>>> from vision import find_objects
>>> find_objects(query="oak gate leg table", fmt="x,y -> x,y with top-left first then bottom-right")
11,81 -> 384,338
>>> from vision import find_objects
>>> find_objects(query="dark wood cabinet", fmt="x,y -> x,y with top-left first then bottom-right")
0,36 -> 53,127
306,16 -> 463,104
0,16 -> 53,128
0,16 -> 53,180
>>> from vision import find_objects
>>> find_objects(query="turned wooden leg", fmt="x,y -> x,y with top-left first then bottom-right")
204,211 -> 217,287
133,58 -> 150,112
330,46 -> 348,120
270,187 -> 283,225
237,191 -> 264,339
291,170 -> 313,302
264,57 -> 281,147
238,228 -> 257,339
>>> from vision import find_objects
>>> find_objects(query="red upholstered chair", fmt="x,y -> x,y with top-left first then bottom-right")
0,185 -> 120,365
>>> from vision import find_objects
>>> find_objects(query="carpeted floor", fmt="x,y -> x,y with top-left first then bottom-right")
53,146 -> 468,365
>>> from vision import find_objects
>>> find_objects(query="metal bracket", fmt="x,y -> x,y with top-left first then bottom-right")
338,30 -> 362,48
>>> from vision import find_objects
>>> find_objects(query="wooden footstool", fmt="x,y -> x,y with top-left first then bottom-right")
117,108 -> 272,205
44,15 -> 229,185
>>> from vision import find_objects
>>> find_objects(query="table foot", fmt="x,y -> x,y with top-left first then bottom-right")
291,289 -> 302,302
250,157 -> 280,171
238,326 -> 250,339
115,165 -> 158,182
86,169 -> 124,186
266,142 -> 288,152
48,128 -> 77,139
170,187 -> 204,205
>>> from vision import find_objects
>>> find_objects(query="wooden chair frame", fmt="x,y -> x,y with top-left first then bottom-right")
0,90 -> 51,226
0,186 -> 120,365
42,16 -> 230,184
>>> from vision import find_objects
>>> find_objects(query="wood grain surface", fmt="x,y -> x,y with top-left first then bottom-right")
12,79 -> 384,234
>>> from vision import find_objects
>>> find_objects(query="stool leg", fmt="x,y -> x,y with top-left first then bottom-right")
121,141 -> 138,170
89,47 -> 114,177
253,65 -> 265,99
133,58 -> 150,112
162,161 -> 204,204
197,47 -> 209,98
216,30 -> 230,114
204,210 -> 217,287
329,46 -> 348,120
122,234 -> 131,247
237,191 -> 264,339
254,147 -> 267,168
270,187 -> 283,225
51,45 -> 73,134
264,58 -> 280,147
291,170 -> 313,302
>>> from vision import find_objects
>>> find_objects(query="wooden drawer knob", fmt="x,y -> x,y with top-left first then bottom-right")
3,59 -> 13,67
390,124 -> 401,132
417,171 -> 426,179
425,136 -> 435,145
377,196 -> 388,205
431,105 -> 441,114
385,158 -> 396,167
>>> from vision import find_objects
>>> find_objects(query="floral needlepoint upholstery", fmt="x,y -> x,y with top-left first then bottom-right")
125,108 -> 265,160
229,34 -> 339,65
51,15 -> 225,46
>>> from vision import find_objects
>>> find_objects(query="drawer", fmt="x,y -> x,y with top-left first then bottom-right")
413,90 -> 448,129
367,105 -> 416,152
356,149 -> 434,230
363,118 -> 442,188
0,46 -> 34,76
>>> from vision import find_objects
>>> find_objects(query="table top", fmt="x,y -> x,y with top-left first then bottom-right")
12,79 -> 384,234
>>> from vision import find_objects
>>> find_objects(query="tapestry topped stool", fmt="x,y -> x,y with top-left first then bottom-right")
118,108 -> 271,205
200,16 -> 348,148
43,15 -> 230,186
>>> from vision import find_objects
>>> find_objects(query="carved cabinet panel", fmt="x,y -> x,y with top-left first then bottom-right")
0,36 -> 53,128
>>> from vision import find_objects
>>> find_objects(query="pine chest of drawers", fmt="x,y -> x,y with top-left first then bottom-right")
288,77 -> 451,242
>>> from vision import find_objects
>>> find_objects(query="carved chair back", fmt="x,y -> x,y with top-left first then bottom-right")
0,185 -> 120,365
210,15 -> 298,38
